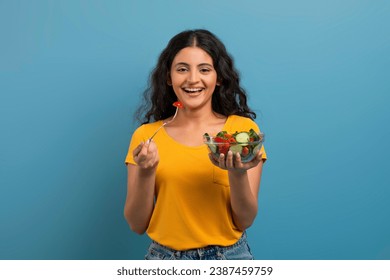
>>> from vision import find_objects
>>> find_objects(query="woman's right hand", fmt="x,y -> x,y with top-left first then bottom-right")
133,140 -> 159,170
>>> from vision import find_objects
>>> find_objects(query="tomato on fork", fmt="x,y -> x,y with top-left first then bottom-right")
173,101 -> 184,108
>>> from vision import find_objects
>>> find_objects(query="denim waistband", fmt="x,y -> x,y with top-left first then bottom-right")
150,232 -> 248,259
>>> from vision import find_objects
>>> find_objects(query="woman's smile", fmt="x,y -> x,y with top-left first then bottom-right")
182,87 -> 205,96
183,87 -> 204,93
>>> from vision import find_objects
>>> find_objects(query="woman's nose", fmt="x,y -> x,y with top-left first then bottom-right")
187,70 -> 199,83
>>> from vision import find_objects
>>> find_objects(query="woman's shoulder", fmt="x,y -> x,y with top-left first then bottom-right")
132,121 -> 163,136
228,115 -> 257,125
228,114 -> 254,122
227,115 -> 260,132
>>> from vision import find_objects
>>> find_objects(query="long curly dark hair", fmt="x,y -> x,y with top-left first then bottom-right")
135,29 -> 256,124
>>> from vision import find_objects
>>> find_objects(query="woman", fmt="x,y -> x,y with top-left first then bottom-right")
124,29 -> 267,260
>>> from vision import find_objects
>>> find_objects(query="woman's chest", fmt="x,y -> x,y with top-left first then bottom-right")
164,119 -> 227,147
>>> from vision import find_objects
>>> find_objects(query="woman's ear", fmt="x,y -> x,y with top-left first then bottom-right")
167,73 -> 172,86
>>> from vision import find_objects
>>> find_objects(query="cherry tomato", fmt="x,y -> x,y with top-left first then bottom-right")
214,136 -> 226,143
241,146 -> 249,157
219,143 -> 230,155
173,101 -> 184,108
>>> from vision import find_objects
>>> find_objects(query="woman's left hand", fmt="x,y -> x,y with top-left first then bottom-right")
208,150 -> 263,172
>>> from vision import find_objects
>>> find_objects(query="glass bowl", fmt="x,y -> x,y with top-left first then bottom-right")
203,131 -> 264,163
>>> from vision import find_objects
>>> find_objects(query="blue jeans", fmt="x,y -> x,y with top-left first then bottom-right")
144,232 -> 254,260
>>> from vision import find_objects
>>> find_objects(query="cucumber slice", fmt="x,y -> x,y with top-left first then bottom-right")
229,144 -> 242,154
235,132 -> 250,143
208,144 -> 217,153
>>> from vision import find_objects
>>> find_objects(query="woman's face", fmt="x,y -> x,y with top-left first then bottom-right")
169,47 -> 218,110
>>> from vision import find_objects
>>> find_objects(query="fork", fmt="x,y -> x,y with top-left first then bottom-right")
148,106 -> 179,141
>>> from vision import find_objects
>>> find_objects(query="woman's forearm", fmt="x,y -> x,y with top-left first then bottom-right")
228,170 -> 258,230
124,166 -> 156,234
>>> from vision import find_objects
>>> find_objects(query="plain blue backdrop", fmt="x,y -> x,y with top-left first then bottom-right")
1,0 -> 389,260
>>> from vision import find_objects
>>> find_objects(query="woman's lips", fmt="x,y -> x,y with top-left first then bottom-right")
183,87 -> 204,93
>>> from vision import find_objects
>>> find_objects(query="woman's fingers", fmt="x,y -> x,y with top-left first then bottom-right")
210,151 -> 263,171
134,142 -> 148,159
225,151 -> 234,168
132,142 -> 144,158
208,150 -> 263,171
218,153 -> 226,169
234,152 -> 243,169
133,140 -> 159,169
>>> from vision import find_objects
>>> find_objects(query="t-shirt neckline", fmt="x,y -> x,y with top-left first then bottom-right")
160,115 -> 231,149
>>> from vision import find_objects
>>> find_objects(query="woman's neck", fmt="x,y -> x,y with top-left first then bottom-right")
164,109 -> 228,146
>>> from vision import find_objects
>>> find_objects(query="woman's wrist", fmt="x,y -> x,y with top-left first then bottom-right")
228,169 -> 247,176
228,169 -> 249,189
137,165 -> 157,177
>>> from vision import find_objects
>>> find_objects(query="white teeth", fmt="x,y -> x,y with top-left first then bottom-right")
183,88 -> 203,92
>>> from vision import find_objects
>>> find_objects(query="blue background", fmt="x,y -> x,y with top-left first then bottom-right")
1,0 -> 389,260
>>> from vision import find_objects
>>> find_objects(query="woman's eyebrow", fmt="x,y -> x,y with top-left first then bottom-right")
173,62 -> 189,67
198,63 -> 214,68
174,62 -> 214,67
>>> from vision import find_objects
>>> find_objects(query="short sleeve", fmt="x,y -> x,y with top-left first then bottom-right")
124,125 -> 146,165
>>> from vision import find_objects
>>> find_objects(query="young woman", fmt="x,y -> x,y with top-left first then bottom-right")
124,29 -> 267,260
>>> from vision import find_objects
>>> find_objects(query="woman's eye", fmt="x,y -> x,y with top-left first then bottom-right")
200,68 -> 211,73
177,67 -> 188,72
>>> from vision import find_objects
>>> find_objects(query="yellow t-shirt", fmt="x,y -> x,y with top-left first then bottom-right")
125,115 -> 267,250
